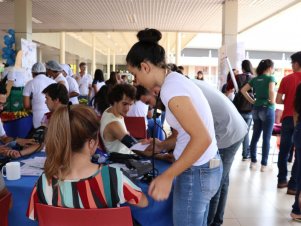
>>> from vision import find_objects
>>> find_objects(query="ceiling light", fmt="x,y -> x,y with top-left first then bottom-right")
32,17 -> 43,24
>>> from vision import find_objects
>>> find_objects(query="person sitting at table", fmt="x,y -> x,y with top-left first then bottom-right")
26,105 -> 148,221
100,84 -> 143,155
41,83 -> 69,127
126,85 -> 150,131
0,83 -> 40,158
23,62 -> 56,129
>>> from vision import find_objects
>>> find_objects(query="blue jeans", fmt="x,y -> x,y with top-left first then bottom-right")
292,122 -> 301,214
277,117 -> 297,188
173,153 -> 223,226
207,139 -> 243,226
241,113 -> 252,158
250,106 -> 275,166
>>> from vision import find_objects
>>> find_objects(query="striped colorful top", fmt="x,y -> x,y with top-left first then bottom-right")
26,165 -> 142,220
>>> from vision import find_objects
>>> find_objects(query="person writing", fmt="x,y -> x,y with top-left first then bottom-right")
27,105 -> 148,221
126,28 -> 222,226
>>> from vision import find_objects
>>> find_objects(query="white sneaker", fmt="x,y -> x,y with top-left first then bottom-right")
250,162 -> 257,169
261,165 -> 267,172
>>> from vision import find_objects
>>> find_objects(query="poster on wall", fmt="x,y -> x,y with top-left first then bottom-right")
21,38 -> 37,81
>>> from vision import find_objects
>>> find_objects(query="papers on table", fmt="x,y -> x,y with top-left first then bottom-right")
20,156 -> 46,176
130,142 -> 150,152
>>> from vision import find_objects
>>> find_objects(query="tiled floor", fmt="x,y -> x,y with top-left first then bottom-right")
223,146 -> 299,226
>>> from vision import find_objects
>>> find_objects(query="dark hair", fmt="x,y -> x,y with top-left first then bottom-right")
0,83 -> 7,95
241,60 -> 254,75
256,59 -> 274,75
108,84 -> 136,105
167,63 -> 178,72
106,71 -> 118,86
178,66 -> 184,71
42,83 -> 69,105
126,28 -> 166,69
135,85 -> 150,100
295,83 -> 301,121
79,62 -> 86,67
93,69 -> 104,84
94,85 -> 110,114
291,51 -> 301,67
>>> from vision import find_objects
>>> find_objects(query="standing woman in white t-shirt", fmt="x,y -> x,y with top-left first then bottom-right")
90,69 -> 105,101
126,28 -> 222,226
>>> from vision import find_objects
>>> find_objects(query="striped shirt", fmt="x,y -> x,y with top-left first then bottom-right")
27,165 -> 142,220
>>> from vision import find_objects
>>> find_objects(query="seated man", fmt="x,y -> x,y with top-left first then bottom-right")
41,83 -> 69,126
0,83 -> 39,158
100,84 -> 153,156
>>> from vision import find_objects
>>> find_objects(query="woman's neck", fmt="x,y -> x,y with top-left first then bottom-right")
64,152 -> 98,180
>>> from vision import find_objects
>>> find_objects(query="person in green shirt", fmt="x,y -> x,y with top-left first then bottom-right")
241,59 -> 276,172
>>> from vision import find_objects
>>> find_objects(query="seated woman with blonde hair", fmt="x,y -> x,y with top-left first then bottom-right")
26,105 -> 148,221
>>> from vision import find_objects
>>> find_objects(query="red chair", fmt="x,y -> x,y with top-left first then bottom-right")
124,116 -> 147,139
0,191 -> 12,226
35,203 -> 133,226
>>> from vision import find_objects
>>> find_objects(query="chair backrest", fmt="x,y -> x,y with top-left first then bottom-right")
35,204 -> 133,226
124,116 -> 147,139
0,191 -> 12,226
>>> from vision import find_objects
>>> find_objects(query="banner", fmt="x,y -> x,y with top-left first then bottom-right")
21,38 -> 37,81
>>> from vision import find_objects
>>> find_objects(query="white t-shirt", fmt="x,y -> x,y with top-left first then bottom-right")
100,108 -> 134,155
75,74 -> 92,96
90,81 -> 105,100
54,74 -> 69,92
127,100 -> 149,128
66,76 -> 79,104
160,72 -> 217,166
0,119 -> 6,137
7,67 -> 27,87
23,74 -> 56,128
193,80 -> 248,149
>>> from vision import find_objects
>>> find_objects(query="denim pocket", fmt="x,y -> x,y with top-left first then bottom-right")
199,165 -> 222,198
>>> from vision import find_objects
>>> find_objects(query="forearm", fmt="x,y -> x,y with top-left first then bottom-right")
69,91 -> 79,98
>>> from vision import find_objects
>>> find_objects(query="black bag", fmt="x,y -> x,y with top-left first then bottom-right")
233,73 -> 254,113
27,126 -> 47,144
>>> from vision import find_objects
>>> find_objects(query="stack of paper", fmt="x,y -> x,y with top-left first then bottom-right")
21,156 -> 46,176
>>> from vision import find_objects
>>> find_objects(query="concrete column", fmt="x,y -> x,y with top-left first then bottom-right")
14,0 -> 32,51
60,32 -> 65,64
176,32 -> 182,66
37,46 -> 42,62
112,52 -> 116,71
92,34 -> 96,75
166,32 -> 171,63
75,59 -> 79,74
218,0 -> 245,88
107,49 -> 111,80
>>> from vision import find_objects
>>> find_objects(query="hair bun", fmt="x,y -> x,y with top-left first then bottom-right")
137,28 -> 162,43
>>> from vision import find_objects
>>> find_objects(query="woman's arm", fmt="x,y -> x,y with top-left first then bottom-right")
93,84 -> 98,94
148,96 -> 212,201
241,83 -> 255,104
5,80 -> 13,98
268,82 -> 276,104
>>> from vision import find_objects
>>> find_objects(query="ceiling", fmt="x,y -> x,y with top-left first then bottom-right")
0,0 -> 300,59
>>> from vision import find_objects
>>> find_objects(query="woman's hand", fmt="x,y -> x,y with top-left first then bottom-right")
148,173 -> 173,201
